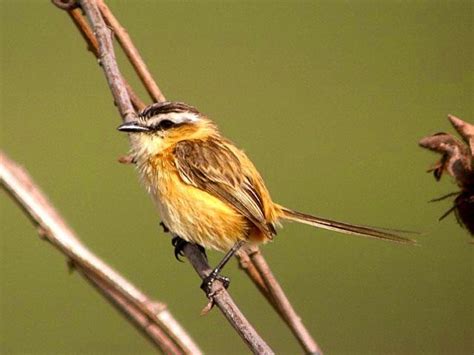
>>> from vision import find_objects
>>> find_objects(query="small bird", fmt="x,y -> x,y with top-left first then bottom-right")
118,102 -> 414,292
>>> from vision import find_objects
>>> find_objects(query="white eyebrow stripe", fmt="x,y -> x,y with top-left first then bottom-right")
147,112 -> 200,126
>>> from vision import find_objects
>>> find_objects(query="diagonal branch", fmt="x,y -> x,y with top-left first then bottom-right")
236,251 -> 322,354
0,151 -> 201,354
79,0 -> 135,122
96,0 -> 166,103
65,5 -> 146,111
246,248 -> 323,354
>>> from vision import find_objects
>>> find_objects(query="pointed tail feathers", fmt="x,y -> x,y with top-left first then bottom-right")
280,207 -> 416,245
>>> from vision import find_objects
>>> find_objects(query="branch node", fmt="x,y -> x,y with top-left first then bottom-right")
147,301 -> 167,314
36,226 -> 50,240
67,259 -> 77,274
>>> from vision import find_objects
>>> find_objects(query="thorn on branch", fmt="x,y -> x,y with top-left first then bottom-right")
146,301 -> 167,314
419,115 -> 474,236
200,286 -> 226,316
37,226 -> 50,240
200,301 -> 214,316
67,258 -> 77,274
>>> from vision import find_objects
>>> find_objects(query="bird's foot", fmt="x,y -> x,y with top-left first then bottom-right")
200,269 -> 230,296
171,236 -> 187,261
171,236 -> 206,262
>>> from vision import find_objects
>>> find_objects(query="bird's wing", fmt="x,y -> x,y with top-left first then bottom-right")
173,138 -> 274,236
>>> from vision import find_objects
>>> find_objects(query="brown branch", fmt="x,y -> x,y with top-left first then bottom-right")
78,269 -> 178,353
79,0 -> 135,122
247,248 -> 323,355
237,251 -> 270,298
183,244 -> 274,355
66,7 -> 146,111
0,151 -> 202,354
51,0 -> 146,111
96,0 -> 166,103
237,250 -> 323,353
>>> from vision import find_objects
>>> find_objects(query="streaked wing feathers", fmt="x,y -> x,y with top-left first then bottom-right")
173,139 -> 273,236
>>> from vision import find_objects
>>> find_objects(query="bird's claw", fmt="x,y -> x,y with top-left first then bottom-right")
171,236 -> 187,262
160,221 -> 170,233
200,270 -> 230,296
171,236 -> 207,261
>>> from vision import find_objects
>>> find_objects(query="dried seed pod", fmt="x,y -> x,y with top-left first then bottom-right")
419,115 -> 474,236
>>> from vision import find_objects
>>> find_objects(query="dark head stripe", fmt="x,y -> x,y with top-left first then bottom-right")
139,102 -> 200,120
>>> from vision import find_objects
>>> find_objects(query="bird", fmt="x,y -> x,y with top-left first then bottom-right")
118,101 -> 414,293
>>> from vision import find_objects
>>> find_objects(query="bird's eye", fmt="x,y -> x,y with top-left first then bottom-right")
158,119 -> 174,130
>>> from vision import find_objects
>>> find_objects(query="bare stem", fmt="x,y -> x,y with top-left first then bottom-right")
0,151 -> 202,354
96,0 -> 166,103
79,0 -> 135,122
248,248 -> 323,355
78,269 -> 179,353
236,251 -> 270,299
66,6 -> 146,111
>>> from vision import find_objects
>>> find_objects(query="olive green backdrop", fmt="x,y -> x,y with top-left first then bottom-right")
1,1 -> 472,354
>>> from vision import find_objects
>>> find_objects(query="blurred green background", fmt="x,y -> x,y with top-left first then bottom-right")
1,1 -> 472,354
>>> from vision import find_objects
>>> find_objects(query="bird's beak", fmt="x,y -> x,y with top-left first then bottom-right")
117,121 -> 150,133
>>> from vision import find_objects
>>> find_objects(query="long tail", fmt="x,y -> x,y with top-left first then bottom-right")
279,206 -> 416,245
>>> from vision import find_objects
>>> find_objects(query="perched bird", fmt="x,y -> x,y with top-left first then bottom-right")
118,101 -> 414,292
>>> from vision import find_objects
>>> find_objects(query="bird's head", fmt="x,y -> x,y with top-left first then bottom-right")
118,101 -> 217,157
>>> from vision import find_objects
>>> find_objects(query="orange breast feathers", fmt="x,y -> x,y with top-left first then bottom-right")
138,138 -> 280,252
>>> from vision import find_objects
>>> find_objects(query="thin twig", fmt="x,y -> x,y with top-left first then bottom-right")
66,6 -> 146,111
183,244 -> 274,355
0,151 -> 202,355
236,251 -> 270,299
79,0 -> 135,122
248,248 -> 323,355
78,269 -> 179,354
238,250 -> 323,354
96,0 -> 166,103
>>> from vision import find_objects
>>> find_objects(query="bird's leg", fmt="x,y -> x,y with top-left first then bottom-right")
171,235 -> 207,261
171,236 -> 187,261
201,240 -> 245,295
